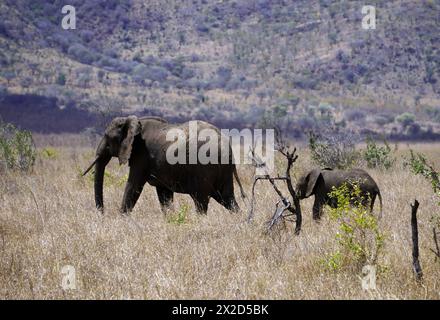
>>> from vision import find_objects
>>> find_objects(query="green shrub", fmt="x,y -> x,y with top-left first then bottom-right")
41,147 -> 59,159
363,137 -> 395,170
404,150 -> 440,229
395,112 -> 415,127
404,150 -> 440,260
0,121 -> 36,173
404,150 -> 439,193
322,183 -> 385,271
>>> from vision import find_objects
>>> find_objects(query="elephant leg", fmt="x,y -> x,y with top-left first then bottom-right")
191,194 -> 209,214
212,191 -> 239,213
120,168 -> 148,214
312,197 -> 324,221
370,194 -> 377,213
156,186 -> 174,212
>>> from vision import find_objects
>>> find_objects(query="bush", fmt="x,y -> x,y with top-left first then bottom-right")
97,57 -> 135,73
40,147 -> 58,159
0,121 -> 36,173
0,51 -> 11,67
214,66 -> 232,88
404,150 -> 440,240
322,183 -> 385,271
425,106 -> 440,123
344,109 -> 366,122
308,129 -> 360,169
363,137 -> 395,170
67,44 -> 99,65
404,150 -> 439,193
56,73 -> 66,86
80,30 -> 94,43
292,76 -> 318,90
131,64 -> 168,84
374,114 -> 394,126
395,112 -> 415,127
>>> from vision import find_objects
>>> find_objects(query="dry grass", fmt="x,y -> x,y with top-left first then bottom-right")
1,136 -> 439,299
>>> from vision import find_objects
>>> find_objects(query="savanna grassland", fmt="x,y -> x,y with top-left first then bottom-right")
0,135 -> 439,299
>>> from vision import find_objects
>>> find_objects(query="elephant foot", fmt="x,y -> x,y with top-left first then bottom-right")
312,215 -> 322,222
96,206 -> 105,215
119,207 -> 132,216
191,195 -> 209,214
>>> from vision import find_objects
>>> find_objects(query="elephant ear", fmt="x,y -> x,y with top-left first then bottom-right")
118,116 -> 141,165
305,169 -> 322,197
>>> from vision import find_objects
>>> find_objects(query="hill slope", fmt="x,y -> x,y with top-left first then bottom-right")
0,0 -> 439,138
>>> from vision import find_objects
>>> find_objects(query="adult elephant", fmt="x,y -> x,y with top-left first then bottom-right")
83,116 -> 246,214
296,168 -> 382,220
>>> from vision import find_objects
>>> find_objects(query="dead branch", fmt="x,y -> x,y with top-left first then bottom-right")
247,133 -> 302,235
430,228 -> 440,260
411,199 -> 423,282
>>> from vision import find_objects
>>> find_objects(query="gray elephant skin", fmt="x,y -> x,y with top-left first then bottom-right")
83,116 -> 246,214
296,168 -> 383,220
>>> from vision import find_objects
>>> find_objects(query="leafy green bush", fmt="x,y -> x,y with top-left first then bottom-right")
40,147 -> 59,159
404,150 -> 439,193
308,130 -> 360,169
322,183 -> 385,271
395,112 -> 415,127
0,121 -> 36,172
404,150 -> 440,253
363,137 -> 395,169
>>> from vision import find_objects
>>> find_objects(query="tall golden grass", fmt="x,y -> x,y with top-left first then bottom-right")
0,135 -> 439,299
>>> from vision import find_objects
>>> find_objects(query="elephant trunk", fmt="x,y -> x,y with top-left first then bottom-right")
94,138 -> 111,211
94,155 -> 111,211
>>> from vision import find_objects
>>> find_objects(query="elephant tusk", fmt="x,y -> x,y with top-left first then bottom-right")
82,158 -> 98,176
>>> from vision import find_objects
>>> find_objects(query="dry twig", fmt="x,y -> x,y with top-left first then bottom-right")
247,128 -> 302,235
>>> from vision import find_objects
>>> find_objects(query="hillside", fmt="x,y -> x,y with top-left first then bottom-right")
0,0 -> 439,139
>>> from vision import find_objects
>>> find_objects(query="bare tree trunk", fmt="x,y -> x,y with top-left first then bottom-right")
411,199 -> 423,282
431,228 -> 440,260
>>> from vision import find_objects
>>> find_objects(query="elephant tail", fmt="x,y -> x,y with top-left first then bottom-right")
233,166 -> 247,200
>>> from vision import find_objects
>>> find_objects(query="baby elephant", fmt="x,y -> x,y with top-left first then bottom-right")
296,168 -> 382,220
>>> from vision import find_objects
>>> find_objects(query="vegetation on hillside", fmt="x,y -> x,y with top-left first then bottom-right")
0,0 -> 439,138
